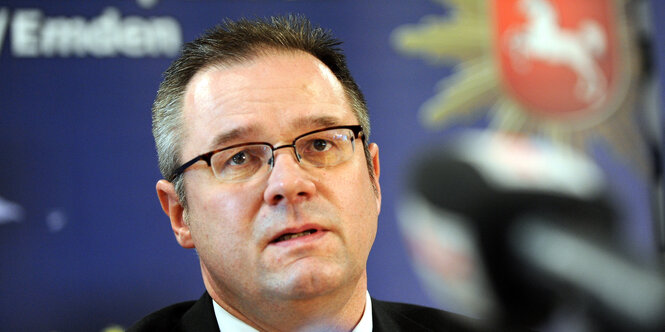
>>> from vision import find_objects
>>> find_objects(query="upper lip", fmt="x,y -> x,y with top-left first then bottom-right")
269,224 -> 326,244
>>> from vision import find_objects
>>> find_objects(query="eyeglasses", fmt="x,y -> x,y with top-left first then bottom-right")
172,125 -> 364,183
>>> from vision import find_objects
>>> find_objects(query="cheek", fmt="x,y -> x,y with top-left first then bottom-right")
189,171 -> 263,215
331,161 -> 379,245
186,184 -> 267,284
186,179 -> 265,248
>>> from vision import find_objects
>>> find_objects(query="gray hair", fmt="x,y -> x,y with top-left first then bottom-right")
152,15 -> 373,209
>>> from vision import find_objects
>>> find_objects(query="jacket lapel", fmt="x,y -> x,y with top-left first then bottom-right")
179,292 -> 220,332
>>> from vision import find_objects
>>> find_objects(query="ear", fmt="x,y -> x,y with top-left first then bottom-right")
156,179 -> 194,249
368,143 -> 382,214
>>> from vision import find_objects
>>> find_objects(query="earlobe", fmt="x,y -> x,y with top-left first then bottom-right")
156,179 -> 194,249
369,143 -> 382,214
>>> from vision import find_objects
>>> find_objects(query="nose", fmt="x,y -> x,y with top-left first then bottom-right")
263,148 -> 316,206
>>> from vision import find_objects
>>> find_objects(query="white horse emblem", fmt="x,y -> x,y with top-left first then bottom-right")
506,0 -> 608,104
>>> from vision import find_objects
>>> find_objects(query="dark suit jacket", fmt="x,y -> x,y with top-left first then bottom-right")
127,292 -> 486,331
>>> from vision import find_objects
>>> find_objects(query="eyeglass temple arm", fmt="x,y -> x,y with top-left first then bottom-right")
171,153 -> 213,180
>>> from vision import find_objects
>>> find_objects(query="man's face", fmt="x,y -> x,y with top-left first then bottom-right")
162,51 -> 381,307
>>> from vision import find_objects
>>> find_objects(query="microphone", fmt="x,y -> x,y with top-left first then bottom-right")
398,130 -> 665,331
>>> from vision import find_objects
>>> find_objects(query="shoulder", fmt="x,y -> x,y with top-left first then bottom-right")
371,298 -> 488,332
127,293 -> 219,332
127,300 -> 197,332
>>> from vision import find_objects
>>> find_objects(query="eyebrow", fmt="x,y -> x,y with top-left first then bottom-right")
292,115 -> 342,130
209,126 -> 259,150
208,115 -> 346,150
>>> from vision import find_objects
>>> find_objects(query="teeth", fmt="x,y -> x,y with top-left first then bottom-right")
278,230 -> 315,242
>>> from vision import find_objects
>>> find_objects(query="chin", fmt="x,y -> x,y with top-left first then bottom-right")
268,261 -> 350,300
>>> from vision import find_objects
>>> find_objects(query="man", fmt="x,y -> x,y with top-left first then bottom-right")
130,15 -> 479,332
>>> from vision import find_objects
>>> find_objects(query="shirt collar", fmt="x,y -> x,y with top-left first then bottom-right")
212,291 -> 373,332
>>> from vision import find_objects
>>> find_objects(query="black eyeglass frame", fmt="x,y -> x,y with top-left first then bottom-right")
170,125 -> 364,181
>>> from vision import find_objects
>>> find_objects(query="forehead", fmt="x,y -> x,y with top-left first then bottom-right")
181,51 -> 355,155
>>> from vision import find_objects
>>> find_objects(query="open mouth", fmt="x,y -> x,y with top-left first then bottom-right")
272,229 -> 318,243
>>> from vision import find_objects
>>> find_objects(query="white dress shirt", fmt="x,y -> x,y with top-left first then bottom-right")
212,291 -> 373,331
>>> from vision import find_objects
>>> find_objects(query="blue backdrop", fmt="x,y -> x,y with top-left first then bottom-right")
0,1 -> 663,331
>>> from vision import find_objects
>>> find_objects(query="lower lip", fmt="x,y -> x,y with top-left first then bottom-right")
270,230 -> 327,248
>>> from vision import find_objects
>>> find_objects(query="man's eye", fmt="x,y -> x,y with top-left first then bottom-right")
229,152 -> 248,165
312,139 -> 331,152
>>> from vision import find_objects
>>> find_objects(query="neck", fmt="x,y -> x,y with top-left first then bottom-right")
203,269 -> 368,332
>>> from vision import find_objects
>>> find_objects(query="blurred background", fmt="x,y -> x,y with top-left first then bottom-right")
0,0 -> 663,330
